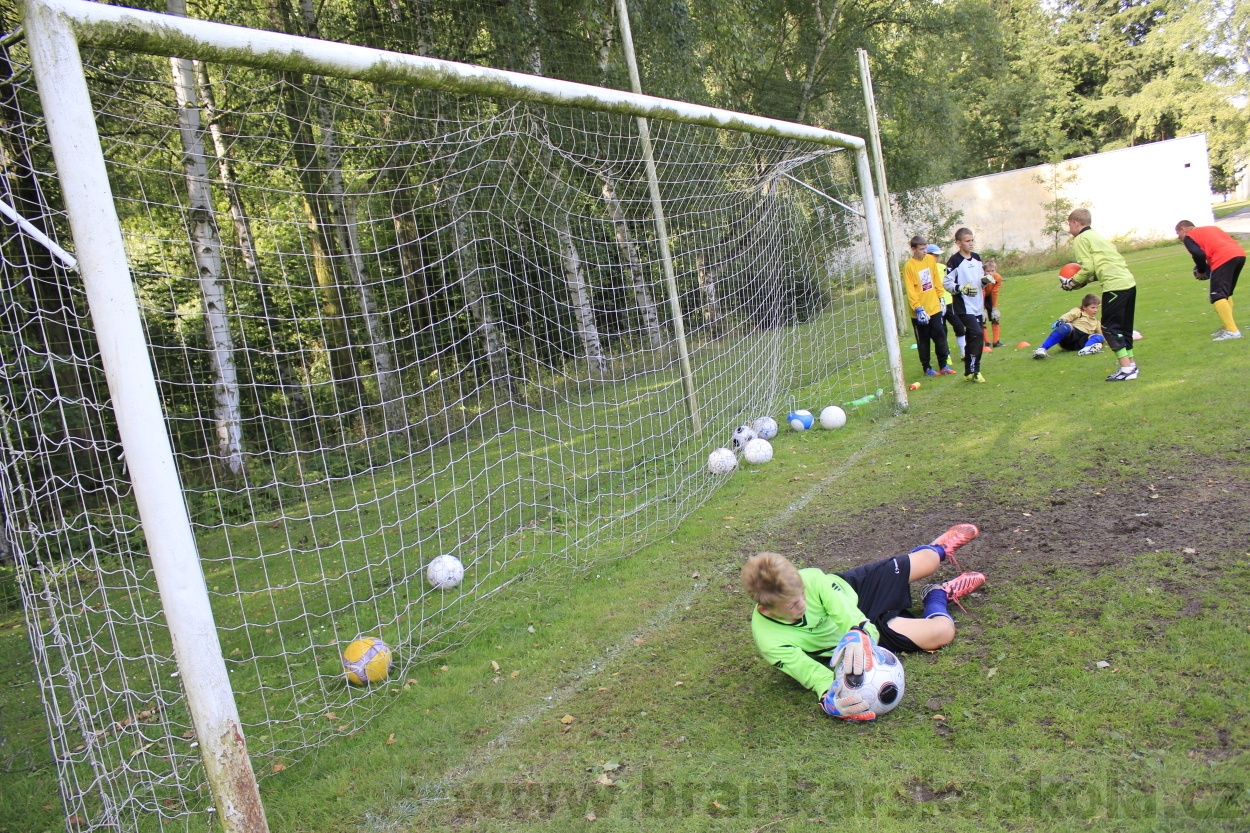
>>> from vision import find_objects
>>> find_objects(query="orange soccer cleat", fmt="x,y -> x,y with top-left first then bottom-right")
930,523 -> 979,569
935,571 -> 986,614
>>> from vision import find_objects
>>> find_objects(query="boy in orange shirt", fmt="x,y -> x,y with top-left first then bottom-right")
982,258 -> 1004,348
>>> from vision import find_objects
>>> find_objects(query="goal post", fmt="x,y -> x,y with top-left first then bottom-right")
23,3 -> 268,830
11,0 -> 907,828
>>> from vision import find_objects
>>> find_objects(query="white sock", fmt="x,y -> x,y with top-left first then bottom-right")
956,336 -> 966,357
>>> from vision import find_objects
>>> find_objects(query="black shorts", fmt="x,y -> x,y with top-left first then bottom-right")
1209,257 -> 1243,303
1100,287 -> 1137,352
837,554 -> 925,653
1058,330 -> 1091,351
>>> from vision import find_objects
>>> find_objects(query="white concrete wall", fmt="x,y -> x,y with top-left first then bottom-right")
897,135 -> 1216,254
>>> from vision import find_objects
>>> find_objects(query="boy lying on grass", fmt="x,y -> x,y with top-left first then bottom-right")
742,525 -> 985,721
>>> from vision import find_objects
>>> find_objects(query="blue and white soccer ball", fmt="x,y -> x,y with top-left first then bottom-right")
840,645 -> 906,715
787,409 -> 814,431
819,406 -> 847,430
751,417 -> 779,440
730,424 -> 758,451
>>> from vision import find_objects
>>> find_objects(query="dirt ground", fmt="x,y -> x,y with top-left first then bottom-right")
788,463 -> 1250,591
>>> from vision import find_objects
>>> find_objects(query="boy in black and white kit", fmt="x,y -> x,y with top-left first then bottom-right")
944,228 -> 987,382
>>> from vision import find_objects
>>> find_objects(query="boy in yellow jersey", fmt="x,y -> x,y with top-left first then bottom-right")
903,235 -> 953,376
1062,209 -> 1139,381
743,525 -> 986,720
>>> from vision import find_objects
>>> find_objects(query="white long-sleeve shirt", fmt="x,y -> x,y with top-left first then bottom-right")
944,253 -> 986,318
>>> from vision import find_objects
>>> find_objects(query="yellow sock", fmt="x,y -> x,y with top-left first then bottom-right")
1214,298 -> 1238,333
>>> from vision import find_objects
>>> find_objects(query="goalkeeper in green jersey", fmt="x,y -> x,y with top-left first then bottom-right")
742,525 -> 986,720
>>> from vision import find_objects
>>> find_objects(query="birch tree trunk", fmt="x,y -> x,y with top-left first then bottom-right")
167,0 -> 245,477
601,175 -> 663,349
315,105 -> 406,430
524,7 -> 604,376
299,0 -> 406,433
556,214 -> 607,375
696,251 -> 726,334
264,0 -> 362,410
277,75 -> 363,410
450,199 -> 514,397
192,61 -> 263,289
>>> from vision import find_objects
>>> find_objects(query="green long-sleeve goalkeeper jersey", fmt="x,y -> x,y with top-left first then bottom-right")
1071,228 -> 1137,292
750,568 -> 879,699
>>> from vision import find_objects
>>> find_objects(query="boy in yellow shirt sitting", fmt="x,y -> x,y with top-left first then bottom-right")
1032,294 -> 1105,358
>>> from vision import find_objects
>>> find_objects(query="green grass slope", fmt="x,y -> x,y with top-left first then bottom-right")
4,242 -> 1248,833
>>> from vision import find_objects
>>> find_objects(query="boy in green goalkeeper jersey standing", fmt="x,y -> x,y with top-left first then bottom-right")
742,525 -> 985,720
1062,208 -> 1140,381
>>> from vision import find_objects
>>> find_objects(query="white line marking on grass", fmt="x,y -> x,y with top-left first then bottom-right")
361,417 -> 896,831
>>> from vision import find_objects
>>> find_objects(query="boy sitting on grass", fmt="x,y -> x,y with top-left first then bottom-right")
1032,293 -> 1106,359
742,524 -> 986,721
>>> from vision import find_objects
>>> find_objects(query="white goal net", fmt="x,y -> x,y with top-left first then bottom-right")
0,1 -> 901,829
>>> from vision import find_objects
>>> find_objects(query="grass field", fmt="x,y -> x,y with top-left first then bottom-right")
3,241 -> 1248,832
1212,198 -> 1250,220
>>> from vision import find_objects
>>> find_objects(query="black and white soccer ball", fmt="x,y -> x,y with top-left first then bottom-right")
841,645 -> 906,715
729,424 -> 757,451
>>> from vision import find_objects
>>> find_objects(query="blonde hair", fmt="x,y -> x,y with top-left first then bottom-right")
1068,208 -> 1091,226
742,552 -> 803,607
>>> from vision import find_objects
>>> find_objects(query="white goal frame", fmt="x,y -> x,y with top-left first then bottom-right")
20,0 -> 907,828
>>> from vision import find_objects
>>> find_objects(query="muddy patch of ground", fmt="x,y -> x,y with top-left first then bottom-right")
785,464 -> 1250,587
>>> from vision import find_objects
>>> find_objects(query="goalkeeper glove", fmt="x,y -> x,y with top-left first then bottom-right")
829,625 -> 875,685
961,284 -> 979,297
1059,277 -> 1075,291
821,680 -> 876,721
1051,319 -> 1064,330
915,308 -> 929,325
981,275 -> 996,286
990,307 -> 1001,323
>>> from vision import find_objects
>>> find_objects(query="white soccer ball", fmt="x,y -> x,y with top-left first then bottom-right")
751,417 -> 779,440
707,447 -> 737,474
787,409 -> 814,431
819,406 -> 847,430
742,438 -> 773,465
426,554 -> 464,590
840,645 -> 906,715
730,424 -> 757,450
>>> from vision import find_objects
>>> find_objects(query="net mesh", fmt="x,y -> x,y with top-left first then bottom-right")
0,34 -> 891,830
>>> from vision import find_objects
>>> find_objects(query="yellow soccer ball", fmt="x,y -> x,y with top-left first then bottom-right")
341,637 -> 392,686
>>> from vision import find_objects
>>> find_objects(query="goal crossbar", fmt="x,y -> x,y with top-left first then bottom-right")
30,0 -> 867,150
